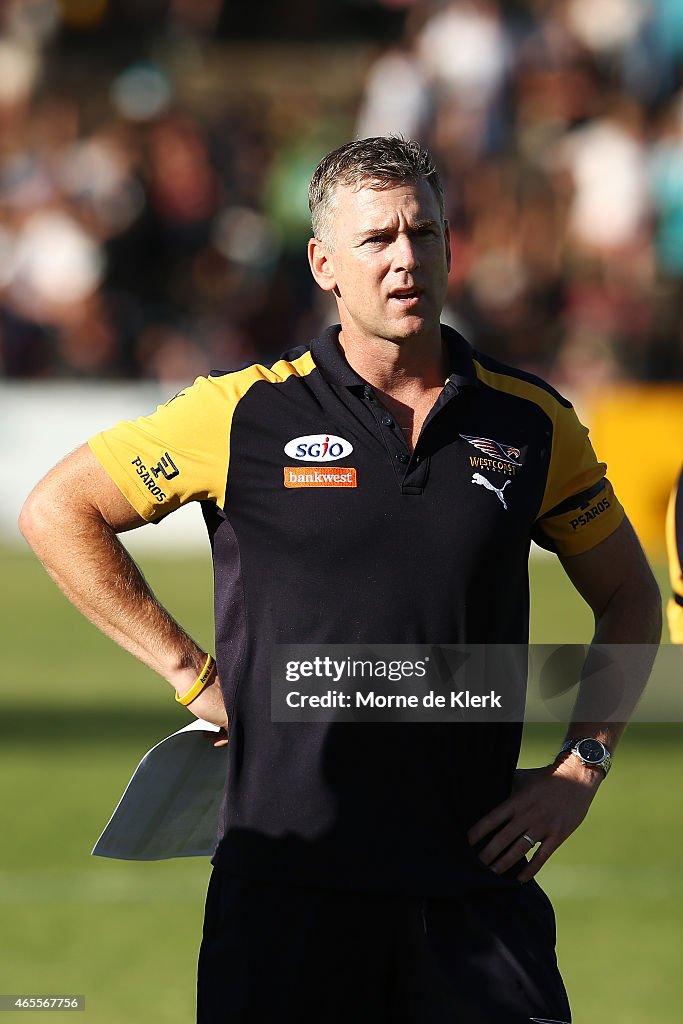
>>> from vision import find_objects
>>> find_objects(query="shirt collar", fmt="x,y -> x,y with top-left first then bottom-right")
310,324 -> 478,390
310,325 -> 365,386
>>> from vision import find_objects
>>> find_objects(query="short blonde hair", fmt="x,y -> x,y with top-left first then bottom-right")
309,136 -> 444,249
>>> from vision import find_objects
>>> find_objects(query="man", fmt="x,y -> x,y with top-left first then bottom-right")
20,137 -> 661,1023
667,465 -> 683,643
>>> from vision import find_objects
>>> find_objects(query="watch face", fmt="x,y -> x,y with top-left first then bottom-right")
577,739 -> 605,763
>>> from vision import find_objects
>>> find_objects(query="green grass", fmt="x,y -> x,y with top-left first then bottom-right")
0,545 -> 678,1022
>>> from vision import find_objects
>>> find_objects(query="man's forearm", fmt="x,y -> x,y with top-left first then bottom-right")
19,466 -> 227,726
468,540 -> 662,880
561,575 -> 662,765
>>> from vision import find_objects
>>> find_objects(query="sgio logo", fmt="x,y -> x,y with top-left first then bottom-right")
284,434 -> 353,462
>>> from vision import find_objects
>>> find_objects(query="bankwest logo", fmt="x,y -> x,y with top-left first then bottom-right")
284,467 -> 357,488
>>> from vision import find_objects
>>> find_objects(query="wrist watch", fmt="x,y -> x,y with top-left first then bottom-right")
558,737 -> 612,775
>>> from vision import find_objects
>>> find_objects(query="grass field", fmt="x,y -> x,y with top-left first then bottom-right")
0,544 -> 679,1023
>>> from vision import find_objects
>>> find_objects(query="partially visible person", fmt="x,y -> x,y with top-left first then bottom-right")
666,464 -> 683,642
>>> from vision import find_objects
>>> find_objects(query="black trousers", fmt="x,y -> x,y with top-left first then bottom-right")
197,869 -> 571,1023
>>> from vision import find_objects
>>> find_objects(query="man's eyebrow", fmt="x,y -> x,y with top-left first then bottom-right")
410,219 -> 440,232
352,219 -> 439,243
352,225 -> 393,242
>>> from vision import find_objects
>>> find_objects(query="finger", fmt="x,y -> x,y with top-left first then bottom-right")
206,728 -> 228,748
516,838 -> 558,883
467,800 -> 515,845
478,820 -> 534,866
489,835 -> 540,875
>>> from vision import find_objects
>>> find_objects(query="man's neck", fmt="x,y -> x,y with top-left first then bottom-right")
338,326 -> 447,400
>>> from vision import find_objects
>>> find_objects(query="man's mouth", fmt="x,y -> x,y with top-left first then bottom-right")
388,287 -> 423,305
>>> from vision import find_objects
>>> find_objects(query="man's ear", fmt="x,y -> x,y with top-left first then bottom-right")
308,237 -> 337,293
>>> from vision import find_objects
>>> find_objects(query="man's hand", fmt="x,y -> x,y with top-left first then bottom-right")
172,668 -> 228,731
467,757 -> 604,882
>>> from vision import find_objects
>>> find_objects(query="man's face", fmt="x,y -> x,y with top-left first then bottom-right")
310,177 -> 451,345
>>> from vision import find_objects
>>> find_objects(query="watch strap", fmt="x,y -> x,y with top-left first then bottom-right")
558,737 -> 612,775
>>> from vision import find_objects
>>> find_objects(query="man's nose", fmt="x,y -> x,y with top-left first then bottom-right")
391,233 -> 420,271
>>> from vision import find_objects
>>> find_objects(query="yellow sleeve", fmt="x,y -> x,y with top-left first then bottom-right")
88,375 -> 233,522
666,468 -> 683,644
534,403 -> 625,557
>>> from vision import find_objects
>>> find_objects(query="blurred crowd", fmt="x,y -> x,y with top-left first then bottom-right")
2,0 -> 683,387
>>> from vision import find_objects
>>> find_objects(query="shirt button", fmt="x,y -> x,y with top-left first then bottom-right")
396,453 -> 410,464
381,416 -> 393,426
363,386 -> 374,401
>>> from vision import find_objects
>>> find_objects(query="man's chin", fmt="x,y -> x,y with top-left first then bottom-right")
385,313 -> 434,341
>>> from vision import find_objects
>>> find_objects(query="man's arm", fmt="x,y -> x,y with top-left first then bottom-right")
18,444 -> 228,729
467,517 -> 661,881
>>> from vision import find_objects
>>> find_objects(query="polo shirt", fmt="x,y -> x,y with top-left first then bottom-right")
89,324 -> 624,896
666,467 -> 683,643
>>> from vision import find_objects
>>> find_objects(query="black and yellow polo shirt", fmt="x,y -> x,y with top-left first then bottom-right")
89,325 -> 624,896
667,467 -> 683,644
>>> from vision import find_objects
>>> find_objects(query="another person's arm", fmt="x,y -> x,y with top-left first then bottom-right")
666,467 -> 683,644
468,517 -> 661,881
19,443 -> 227,729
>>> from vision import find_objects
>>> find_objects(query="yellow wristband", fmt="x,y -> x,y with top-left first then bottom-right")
175,654 -> 217,706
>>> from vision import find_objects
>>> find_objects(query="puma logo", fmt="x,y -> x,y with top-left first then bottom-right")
471,472 -> 511,510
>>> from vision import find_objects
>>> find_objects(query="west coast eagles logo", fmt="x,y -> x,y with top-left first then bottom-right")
459,434 -> 522,466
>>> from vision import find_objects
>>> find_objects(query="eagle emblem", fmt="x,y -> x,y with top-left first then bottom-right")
460,434 -> 522,466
